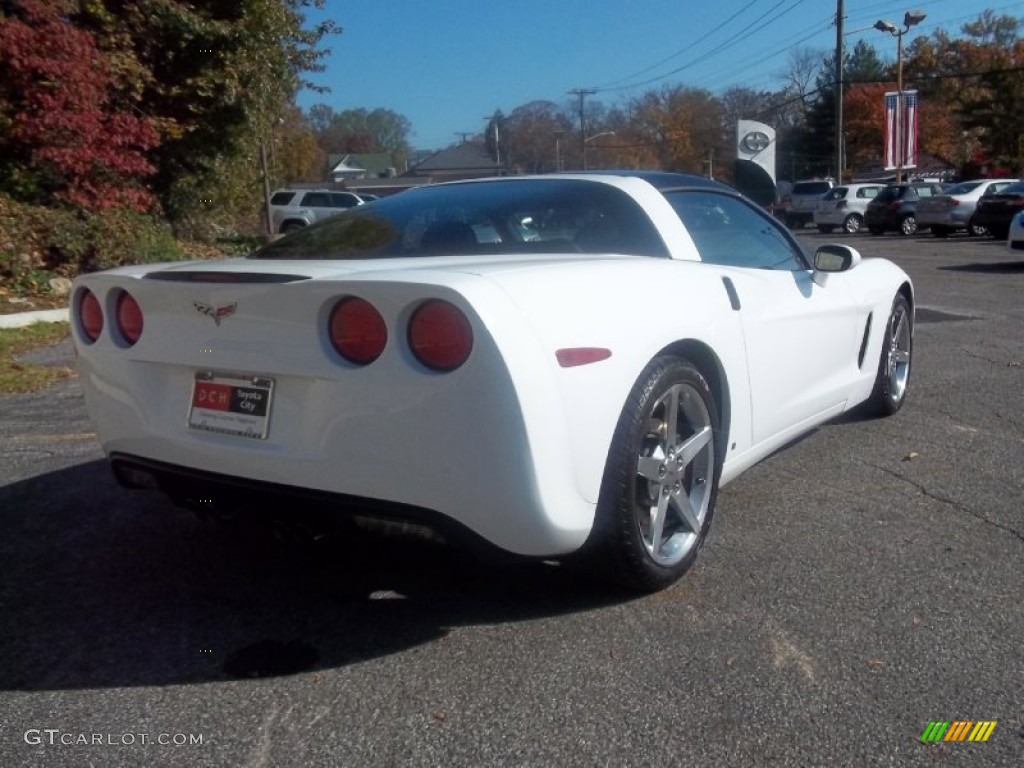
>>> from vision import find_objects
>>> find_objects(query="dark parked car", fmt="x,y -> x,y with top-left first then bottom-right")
864,182 -> 945,236
971,181 -> 1024,239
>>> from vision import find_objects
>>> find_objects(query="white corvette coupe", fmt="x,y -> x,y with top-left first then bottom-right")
72,172 -> 913,591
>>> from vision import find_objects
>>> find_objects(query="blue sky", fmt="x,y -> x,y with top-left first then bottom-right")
297,0 -> 1023,151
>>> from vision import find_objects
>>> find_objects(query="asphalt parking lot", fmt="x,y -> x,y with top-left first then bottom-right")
1,230 -> 1021,767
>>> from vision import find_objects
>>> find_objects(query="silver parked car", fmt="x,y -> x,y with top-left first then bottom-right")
267,189 -> 369,234
916,178 -> 1018,237
814,184 -> 884,234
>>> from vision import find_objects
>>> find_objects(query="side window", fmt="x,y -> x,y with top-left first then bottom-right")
301,192 -> 330,207
270,191 -> 295,205
858,187 -> 880,199
330,193 -> 360,208
917,187 -> 932,198
664,190 -> 806,270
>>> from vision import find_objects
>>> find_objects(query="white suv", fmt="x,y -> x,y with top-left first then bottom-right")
777,179 -> 833,229
813,183 -> 884,234
268,189 -> 368,234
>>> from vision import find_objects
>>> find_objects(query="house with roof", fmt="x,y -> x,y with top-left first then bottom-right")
851,152 -> 956,183
406,140 -> 505,182
327,153 -> 397,183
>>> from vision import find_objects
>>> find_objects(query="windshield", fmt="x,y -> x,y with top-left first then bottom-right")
249,179 -> 670,260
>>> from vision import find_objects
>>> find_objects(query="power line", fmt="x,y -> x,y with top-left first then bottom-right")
592,0 -> 760,89
593,0 -> 813,94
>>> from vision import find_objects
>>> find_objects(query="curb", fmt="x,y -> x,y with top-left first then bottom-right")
0,308 -> 70,330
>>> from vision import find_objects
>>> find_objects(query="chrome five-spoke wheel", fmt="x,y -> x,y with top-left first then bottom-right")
865,294 -> 913,416
635,382 -> 714,567
592,356 -> 721,591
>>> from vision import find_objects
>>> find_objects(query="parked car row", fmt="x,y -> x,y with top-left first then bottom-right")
784,178 -> 1022,240
917,179 -> 1018,237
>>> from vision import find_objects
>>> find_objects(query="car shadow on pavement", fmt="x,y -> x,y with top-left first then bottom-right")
0,460 -> 635,691
938,259 -> 1024,274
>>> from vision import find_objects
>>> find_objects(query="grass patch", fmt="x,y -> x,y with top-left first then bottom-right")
0,322 -> 73,394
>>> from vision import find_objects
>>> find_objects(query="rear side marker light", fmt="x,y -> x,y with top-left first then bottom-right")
329,297 -> 388,365
115,290 -> 144,345
78,289 -> 103,343
408,300 -> 473,371
556,347 -> 612,368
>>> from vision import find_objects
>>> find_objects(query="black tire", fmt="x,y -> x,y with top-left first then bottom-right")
967,218 -> 987,237
281,222 -> 305,234
817,225 -> 835,234
843,214 -> 863,234
588,356 -> 721,592
899,215 -> 917,236
931,225 -> 950,238
864,294 -> 913,417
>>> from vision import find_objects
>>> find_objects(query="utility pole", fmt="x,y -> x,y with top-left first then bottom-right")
483,114 -> 501,165
835,0 -> 844,181
568,88 -> 596,169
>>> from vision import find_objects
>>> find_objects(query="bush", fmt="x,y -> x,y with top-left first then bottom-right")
0,195 -> 186,294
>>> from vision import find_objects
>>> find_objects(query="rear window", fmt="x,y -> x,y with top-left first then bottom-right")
249,179 -> 670,260
874,186 -> 901,202
944,181 -> 983,195
792,181 -> 832,195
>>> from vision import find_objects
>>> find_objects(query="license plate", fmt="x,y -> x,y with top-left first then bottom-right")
188,371 -> 274,440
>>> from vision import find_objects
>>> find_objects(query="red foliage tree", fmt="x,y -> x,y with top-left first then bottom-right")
0,0 -> 158,211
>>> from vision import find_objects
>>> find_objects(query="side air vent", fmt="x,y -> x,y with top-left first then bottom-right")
858,313 -> 873,368
144,272 -> 311,283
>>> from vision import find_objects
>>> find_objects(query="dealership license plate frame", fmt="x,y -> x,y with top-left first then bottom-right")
188,371 -> 275,440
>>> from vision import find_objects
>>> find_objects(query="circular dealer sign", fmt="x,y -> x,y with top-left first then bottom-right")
742,131 -> 771,152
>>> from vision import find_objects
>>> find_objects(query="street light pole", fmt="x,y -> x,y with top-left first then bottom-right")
835,0 -> 844,182
875,10 -> 926,184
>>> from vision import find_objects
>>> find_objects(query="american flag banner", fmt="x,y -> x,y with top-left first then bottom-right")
884,91 -> 899,170
883,90 -> 919,170
902,90 -> 918,169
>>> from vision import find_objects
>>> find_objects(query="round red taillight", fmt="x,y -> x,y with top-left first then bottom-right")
329,297 -> 387,364
408,300 -> 473,371
116,291 -> 143,345
79,289 -> 103,343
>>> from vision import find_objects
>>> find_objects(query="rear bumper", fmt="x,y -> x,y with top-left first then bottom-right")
110,452 -> 507,554
79,344 -> 596,558
916,211 -> 969,227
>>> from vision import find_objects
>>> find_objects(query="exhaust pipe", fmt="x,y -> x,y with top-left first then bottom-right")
184,497 -> 236,523
269,519 -> 327,546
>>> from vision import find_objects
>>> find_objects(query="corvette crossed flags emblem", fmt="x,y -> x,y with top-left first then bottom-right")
193,301 -> 237,326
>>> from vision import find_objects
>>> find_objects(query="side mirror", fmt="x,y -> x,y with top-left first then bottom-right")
812,244 -> 861,286
814,244 -> 861,272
